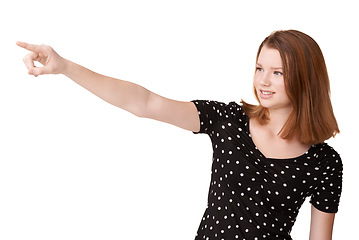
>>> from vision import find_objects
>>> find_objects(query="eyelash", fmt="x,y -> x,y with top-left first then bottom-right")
256,67 -> 283,76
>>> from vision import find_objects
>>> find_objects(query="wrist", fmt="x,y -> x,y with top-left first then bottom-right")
62,58 -> 76,77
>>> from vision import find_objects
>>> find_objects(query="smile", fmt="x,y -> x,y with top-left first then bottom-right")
259,89 -> 275,99
260,90 -> 275,95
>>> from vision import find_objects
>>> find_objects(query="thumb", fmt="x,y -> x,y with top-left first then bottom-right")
28,66 -> 51,76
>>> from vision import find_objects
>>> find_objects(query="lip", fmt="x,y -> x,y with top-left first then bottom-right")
259,89 -> 276,99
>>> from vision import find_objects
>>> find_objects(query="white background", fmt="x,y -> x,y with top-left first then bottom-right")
1,0 -> 358,239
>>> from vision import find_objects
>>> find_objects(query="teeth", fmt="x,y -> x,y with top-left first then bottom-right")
262,91 -> 274,95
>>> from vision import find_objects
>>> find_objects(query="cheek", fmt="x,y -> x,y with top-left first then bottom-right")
253,75 -> 260,89
274,78 -> 287,93
278,83 -> 287,94
277,81 -> 291,102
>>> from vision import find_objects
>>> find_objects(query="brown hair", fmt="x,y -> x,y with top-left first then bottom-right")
242,30 -> 339,145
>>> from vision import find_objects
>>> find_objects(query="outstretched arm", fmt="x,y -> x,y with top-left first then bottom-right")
309,205 -> 336,240
17,42 -> 200,132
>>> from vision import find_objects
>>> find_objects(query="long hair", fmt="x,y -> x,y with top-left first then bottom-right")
242,30 -> 339,145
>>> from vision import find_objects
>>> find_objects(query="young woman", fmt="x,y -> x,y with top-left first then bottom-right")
17,29 -> 343,240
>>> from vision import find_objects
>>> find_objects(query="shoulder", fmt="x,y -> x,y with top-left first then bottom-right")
311,142 -> 343,186
191,100 -> 245,118
310,143 -> 343,213
191,100 -> 247,134
314,143 -> 343,169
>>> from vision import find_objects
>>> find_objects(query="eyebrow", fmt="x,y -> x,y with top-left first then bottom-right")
256,63 -> 283,70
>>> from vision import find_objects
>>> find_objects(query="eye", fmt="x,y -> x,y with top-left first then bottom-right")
274,71 -> 283,76
256,67 -> 263,72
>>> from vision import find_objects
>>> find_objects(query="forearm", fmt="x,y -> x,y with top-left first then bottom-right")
309,206 -> 335,240
63,59 -> 150,116
17,41 -> 202,133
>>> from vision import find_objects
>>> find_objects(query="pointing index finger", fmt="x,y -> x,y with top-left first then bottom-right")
16,41 -> 42,53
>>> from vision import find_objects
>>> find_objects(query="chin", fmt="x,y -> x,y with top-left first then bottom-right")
259,99 -> 291,111
258,99 -> 274,108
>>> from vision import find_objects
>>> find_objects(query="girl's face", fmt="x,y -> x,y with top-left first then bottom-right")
254,45 -> 292,112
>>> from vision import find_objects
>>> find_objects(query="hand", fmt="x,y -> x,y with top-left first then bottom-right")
16,41 -> 66,77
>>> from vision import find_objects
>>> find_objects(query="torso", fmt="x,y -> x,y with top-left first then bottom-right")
192,100 -> 343,240
249,118 -> 311,159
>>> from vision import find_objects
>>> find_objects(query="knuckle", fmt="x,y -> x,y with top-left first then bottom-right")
23,54 -> 31,62
43,44 -> 52,51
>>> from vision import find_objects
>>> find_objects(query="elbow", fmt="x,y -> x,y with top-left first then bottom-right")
124,103 -> 147,118
132,109 -> 146,118
133,91 -> 152,119
121,89 -> 152,119
129,100 -> 150,119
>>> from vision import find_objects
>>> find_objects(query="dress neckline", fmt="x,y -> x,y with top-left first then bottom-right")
245,115 -> 314,161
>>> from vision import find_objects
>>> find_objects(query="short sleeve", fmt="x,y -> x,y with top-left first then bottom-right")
310,148 -> 343,213
191,100 -> 244,134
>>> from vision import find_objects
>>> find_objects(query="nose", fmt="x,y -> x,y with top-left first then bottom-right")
259,72 -> 271,86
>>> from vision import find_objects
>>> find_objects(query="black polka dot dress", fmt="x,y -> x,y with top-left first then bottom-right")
191,100 -> 343,240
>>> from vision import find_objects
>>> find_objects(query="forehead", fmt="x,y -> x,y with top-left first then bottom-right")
257,45 -> 282,67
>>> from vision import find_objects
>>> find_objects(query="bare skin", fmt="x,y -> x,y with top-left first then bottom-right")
250,46 -> 311,159
17,41 -> 336,239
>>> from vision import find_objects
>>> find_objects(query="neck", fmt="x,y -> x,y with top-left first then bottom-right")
267,106 -> 292,135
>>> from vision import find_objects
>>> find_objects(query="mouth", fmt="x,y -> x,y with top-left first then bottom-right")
260,89 -> 276,95
259,89 -> 276,99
